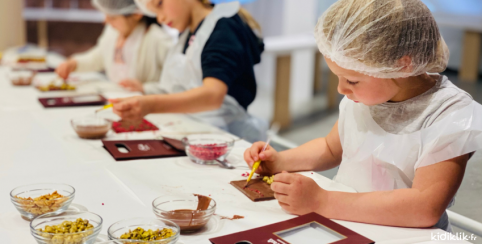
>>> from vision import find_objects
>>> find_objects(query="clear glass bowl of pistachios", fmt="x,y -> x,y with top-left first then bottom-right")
10,183 -> 75,220
108,218 -> 180,244
30,211 -> 103,244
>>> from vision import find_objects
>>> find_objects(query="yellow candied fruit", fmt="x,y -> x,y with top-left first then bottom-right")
263,175 -> 275,185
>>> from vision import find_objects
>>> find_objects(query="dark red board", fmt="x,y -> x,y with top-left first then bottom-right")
102,139 -> 186,161
39,95 -> 107,108
210,212 -> 374,244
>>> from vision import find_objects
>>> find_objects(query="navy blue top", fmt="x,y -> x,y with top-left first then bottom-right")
183,14 -> 264,110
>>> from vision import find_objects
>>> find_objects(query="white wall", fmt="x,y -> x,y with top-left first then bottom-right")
245,0 -> 322,122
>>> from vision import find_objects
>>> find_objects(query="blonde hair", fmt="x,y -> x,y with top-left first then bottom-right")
200,0 -> 261,34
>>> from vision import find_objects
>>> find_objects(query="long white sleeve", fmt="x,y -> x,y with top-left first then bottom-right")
72,26 -> 112,72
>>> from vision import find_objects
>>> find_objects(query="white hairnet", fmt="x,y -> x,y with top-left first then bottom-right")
315,0 -> 450,79
133,0 -> 157,17
92,0 -> 140,15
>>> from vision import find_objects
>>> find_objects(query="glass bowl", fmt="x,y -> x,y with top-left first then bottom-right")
10,183 -> 75,220
71,117 -> 111,139
108,218 -> 180,244
9,70 -> 35,86
30,211 -> 102,244
152,195 -> 216,233
182,134 -> 234,165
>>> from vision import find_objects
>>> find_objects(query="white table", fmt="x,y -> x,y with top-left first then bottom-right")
0,67 -> 470,244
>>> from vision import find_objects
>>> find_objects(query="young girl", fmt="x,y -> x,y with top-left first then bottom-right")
109,0 -> 266,142
245,0 -> 482,232
55,0 -> 173,94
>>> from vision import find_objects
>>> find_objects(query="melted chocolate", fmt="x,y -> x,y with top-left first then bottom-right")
161,194 -> 213,232
75,125 -> 109,139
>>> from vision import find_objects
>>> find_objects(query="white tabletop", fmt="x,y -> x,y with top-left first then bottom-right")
0,66 -> 469,244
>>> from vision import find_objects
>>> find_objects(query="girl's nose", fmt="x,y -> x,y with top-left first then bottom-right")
157,13 -> 166,23
337,77 -> 352,95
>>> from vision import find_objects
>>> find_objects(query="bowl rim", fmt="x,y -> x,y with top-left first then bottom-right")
10,183 -> 76,200
71,117 -> 112,127
152,197 -> 217,213
181,134 -> 235,148
107,217 -> 180,243
29,210 -> 103,236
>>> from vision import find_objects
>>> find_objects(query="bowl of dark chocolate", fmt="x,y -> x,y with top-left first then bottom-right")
152,195 -> 216,232
71,117 -> 111,139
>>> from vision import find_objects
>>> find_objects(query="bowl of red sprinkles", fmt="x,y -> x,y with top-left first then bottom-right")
182,134 -> 235,165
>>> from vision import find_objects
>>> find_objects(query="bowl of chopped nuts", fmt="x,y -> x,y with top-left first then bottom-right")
10,183 -> 75,220
108,218 -> 180,244
182,134 -> 234,165
30,211 -> 102,244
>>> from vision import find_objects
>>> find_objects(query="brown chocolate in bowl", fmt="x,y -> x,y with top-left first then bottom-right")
11,77 -> 33,86
75,125 -> 109,139
161,209 -> 209,232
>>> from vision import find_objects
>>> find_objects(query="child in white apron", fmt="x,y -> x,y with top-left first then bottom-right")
55,0 -> 172,94
244,0 -> 482,232
110,0 -> 267,142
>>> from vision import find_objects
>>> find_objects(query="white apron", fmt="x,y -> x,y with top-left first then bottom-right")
158,2 -> 267,142
107,24 -> 145,84
335,97 -> 482,231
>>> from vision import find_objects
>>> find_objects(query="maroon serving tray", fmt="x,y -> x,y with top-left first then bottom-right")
102,139 -> 186,161
210,212 -> 374,244
39,95 -> 107,108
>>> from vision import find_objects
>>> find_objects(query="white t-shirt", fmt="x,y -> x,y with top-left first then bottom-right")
363,75 -> 472,232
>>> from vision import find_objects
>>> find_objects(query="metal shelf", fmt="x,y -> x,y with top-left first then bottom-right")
23,8 -> 104,23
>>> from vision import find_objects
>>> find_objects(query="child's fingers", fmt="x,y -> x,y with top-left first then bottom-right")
274,172 -> 292,184
259,149 -> 275,161
274,192 -> 289,203
249,141 -> 266,162
243,149 -> 255,164
277,201 -> 290,210
108,98 -> 121,104
271,182 -> 289,194
112,99 -> 134,112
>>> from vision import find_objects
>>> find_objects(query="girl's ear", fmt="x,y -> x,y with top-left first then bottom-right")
398,56 -> 413,73
131,13 -> 144,22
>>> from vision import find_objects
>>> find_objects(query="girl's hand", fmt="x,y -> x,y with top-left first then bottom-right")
271,171 -> 327,215
244,142 -> 281,175
109,96 -> 151,121
119,79 -> 144,92
55,60 -> 77,79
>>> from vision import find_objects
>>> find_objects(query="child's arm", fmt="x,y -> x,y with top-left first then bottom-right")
272,154 -> 469,228
109,77 -> 228,120
244,121 -> 343,175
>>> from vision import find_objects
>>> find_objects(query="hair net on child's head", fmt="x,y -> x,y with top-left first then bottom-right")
315,0 -> 450,79
133,0 -> 157,17
92,0 -> 140,16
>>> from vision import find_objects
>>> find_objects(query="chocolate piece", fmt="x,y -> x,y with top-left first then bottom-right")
194,194 -> 212,211
230,179 -> 275,202
74,125 -> 109,139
